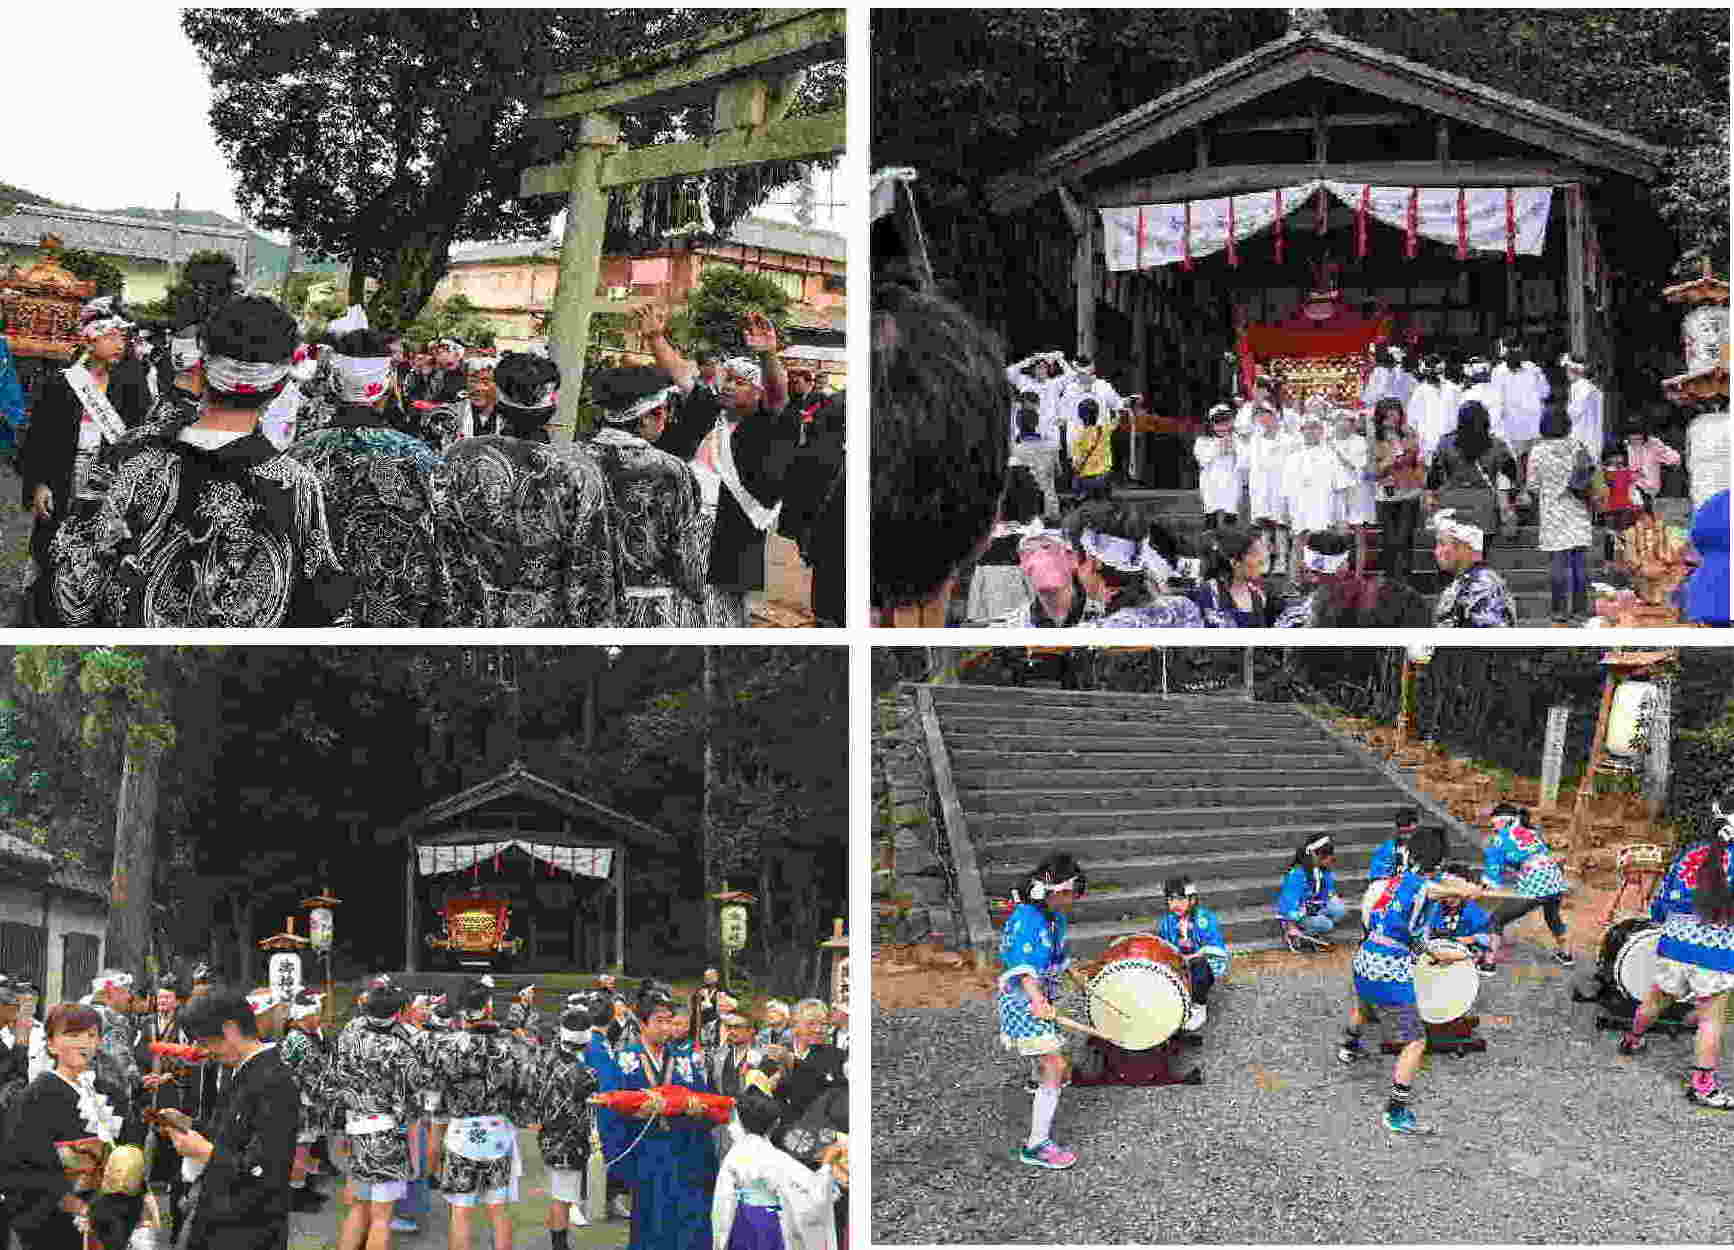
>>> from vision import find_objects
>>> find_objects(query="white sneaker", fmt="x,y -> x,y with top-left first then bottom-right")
1184,1004 -> 1207,1031
569,1203 -> 590,1226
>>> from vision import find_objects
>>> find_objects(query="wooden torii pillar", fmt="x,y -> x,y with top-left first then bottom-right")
521,9 -> 846,438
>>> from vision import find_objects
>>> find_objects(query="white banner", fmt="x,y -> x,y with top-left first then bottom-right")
416,840 -> 613,879
1101,184 -> 1554,272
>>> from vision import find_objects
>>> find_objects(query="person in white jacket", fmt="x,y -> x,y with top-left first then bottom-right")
1194,405 -> 1240,529
1283,411 -> 1348,565
1360,345 -> 1415,411
1245,406 -> 1294,576
1330,408 -> 1374,528
1562,352 -> 1605,458
1406,354 -> 1461,465
1492,336 -> 1550,460
712,1090 -> 844,1250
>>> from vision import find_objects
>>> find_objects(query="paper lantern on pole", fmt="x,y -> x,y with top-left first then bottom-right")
303,891 -> 341,952
720,903 -> 749,952
268,952 -> 303,1004
1605,680 -> 1657,764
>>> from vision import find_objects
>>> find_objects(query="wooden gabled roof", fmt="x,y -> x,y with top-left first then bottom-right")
386,761 -> 667,848
989,24 -> 1666,212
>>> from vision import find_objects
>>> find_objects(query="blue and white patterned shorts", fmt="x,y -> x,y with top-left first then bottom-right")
1513,857 -> 1568,897
997,984 -> 1063,1056
1353,944 -> 1418,1010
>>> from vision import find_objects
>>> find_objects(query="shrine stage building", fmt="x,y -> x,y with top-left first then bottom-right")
377,762 -> 668,985
984,17 -> 1668,481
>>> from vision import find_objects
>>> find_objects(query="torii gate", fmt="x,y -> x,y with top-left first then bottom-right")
522,9 -> 846,436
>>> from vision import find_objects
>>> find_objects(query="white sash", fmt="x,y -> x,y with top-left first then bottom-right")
446,1114 -> 515,1161
63,364 -> 129,445
712,417 -> 781,533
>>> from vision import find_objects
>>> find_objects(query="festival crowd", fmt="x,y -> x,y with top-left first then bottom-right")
0,282 -> 844,628
871,285 -> 1727,628
0,965 -> 849,1250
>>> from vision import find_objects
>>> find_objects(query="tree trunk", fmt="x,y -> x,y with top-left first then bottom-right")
347,262 -> 369,308
234,891 -> 255,987
104,720 -> 167,986
369,228 -> 459,330
702,647 -> 723,970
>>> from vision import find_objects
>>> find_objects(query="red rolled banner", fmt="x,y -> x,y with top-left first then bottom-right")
1456,188 -> 1468,261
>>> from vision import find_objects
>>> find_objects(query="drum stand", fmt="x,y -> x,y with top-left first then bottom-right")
1070,1037 -> 1203,1088
1570,978 -> 1696,1036
1379,1018 -> 1486,1058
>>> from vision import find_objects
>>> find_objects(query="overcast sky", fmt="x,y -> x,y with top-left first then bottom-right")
2,8 -> 842,243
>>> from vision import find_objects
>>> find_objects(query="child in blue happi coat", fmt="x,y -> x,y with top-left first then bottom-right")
1277,835 -> 1347,951
997,852 -> 1085,1171
1480,801 -> 1573,967
1155,877 -> 1230,1031
1617,794 -> 1734,1109
1433,861 -> 1498,976
1338,826 -> 1495,1134
1360,807 -> 1420,933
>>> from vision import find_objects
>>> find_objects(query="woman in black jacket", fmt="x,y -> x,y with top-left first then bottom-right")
0,1003 -> 124,1250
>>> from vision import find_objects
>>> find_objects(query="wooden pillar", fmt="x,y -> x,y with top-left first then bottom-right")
613,840 -> 626,974
1131,279 -> 1148,483
1570,670 -> 1619,845
1076,219 -> 1097,360
548,112 -> 623,441
1564,182 -> 1588,359
404,838 -> 418,973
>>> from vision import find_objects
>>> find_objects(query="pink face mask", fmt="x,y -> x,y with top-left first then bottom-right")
1019,543 -> 1076,592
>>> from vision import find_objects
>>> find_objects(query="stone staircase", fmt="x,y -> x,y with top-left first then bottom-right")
927,682 -> 1430,958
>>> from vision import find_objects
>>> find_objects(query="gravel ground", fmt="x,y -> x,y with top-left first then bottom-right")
872,936 -> 1732,1244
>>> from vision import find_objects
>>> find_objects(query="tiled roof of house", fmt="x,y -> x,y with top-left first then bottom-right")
0,830 -> 107,898
449,216 -> 845,268
0,204 -> 249,265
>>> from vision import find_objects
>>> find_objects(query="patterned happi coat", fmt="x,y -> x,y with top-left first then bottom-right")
284,410 -> 451,626
92,1003 -> 141,1134
326,1017 -> 421,1183
597,1043 -> 718,1250
587,427 -> 706,627
46,413 -> 351,627
433,435 -> 619,626
527,1037 -> 600,1172
278,1026 -> 328,1141
421,1023 -> 538,1197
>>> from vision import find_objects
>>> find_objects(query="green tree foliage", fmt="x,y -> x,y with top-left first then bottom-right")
182,8 -> 841,333
402,294 -> 498,349
55,249 -> 125,299
676,265 -> 793,357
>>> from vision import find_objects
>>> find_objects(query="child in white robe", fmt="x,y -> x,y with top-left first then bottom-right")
1283,414 -> 1347,571
712,1090 -> 842,1250
1245,407 -> 1294,576
1330,409 -> 1374,527
1194,405 -> 1239,529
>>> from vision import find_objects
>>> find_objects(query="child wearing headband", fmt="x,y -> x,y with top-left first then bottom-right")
1277,837 -> 1347,951
1480,802 -> 1572,967
1155,878 -> 1229,1031
1616,795 -> 1734,1108
998,852 -> 1086,1170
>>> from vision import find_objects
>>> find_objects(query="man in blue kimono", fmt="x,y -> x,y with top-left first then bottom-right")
596,984 -> 717,1250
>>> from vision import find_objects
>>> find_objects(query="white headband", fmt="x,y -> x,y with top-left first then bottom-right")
1306,836 -> 1332,853
1080,529 -> 1143,573
1015,519 -> 1068,550
1030,875 -> 1077,900
204,355 -> 292,397
605,387 -> 676,426
329,352 -> 394,403
1301,547 -> 1352,575
1559,353 -> 1587,371
558,1026 -> 590,1045
289,996 -> 322,1020
93,971 -> 134,993
721,356 -> 763,388
1431,509 -> 1484,552
1140,539 -> 1176,585
81,317 -> 132,340
464,356 -> 499,373
497,380 -> 557,411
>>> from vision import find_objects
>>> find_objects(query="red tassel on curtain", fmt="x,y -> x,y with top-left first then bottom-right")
1182,200 -> 1193,272
1404,188 -> 1418,260
1136,206 -> 1146,270
1274,189 -> 1285,263
1315,185 -> 1327,235
1505,188 -> 1516,265
1226,196 -> 1239,268
1456,188 -> 1468,261
494,850 -> 501,873
1356,185 -> 1370,259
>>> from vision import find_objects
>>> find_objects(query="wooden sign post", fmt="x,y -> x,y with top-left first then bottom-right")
521,9 -> 845,439
1538,705 -> 1571,810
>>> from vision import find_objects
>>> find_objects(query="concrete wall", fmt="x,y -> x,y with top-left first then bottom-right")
0,882 -> 106,1005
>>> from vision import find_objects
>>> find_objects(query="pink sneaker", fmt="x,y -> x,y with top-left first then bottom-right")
1017,1140 -> 1078,1170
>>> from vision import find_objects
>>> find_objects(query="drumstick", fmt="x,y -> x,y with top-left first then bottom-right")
1051,1014 -> 1114,1043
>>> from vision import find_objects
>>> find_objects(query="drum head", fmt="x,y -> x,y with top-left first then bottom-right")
1087,957 -> 1188,1050
1613,925 -> 1663,1003
1413,951 -> 1480,1024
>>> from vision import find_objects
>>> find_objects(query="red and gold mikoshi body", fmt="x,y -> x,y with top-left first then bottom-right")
588,1086 -> 735,1126
426,891 -> 524,963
